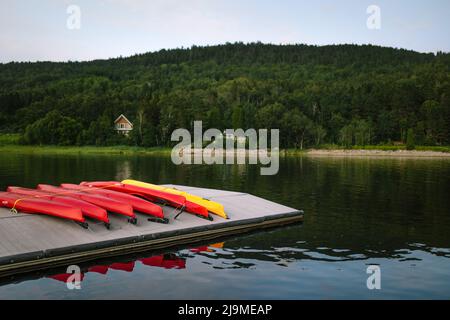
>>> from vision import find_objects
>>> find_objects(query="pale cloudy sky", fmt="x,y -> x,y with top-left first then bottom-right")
0,0 -> 449,62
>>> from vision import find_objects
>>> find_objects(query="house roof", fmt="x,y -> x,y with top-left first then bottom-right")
114,114 -> 133,127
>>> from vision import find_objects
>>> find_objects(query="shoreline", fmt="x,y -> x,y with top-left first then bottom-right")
306,149 -> 450,158
0,145 -> 449,158
0,145 -> 172,156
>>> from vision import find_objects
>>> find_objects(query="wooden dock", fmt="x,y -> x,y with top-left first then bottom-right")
0,185 -> 303,277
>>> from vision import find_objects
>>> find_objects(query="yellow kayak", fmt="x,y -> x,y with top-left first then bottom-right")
122,180 -> 228,219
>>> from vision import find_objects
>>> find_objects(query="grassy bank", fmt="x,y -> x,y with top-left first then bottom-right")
0,134 -> 20,146
2,144 -> 449,157
0,144 -> 173,155
1,134 -> 449,156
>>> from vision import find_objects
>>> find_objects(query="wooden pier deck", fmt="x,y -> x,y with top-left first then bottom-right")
0,185 -> 303,277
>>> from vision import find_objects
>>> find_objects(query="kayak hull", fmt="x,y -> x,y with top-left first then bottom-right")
123,180 -> 227,219
0,192 -> 85,223
37,185 -> 135,219
60,184 -> 164,219
7,187 -> 109,224
80,181 -> 210,218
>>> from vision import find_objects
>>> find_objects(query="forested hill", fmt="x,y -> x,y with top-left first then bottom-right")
0,43 -> 449,147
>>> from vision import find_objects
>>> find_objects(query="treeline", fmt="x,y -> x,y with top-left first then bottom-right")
0,42 -> 449,148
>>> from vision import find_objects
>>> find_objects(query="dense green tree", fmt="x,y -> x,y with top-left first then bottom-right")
421,100 -> 447,145
23,110 -> 81,145
231,105 -> 244,130
313,125 -> 327,146
339,125 -> 353,148
256,103 -> 286,129
0,43 -> 448,148
406,128 -> 416,150
281,109 -> 314,149
353,119 -> 372,146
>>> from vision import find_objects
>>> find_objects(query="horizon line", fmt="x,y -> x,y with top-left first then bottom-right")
1,41 -> 447,65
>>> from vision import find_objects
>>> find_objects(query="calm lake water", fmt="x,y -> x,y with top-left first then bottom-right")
0,153 -> 449,299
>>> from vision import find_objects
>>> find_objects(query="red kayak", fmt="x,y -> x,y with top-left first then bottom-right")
60,184 -> 166,223
7,187 -> 110,227
0,192 -> 86,227
37,184 -> 137,224
80,181 -> 211,220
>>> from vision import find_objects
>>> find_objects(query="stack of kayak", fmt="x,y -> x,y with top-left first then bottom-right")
0,180 -> 227,229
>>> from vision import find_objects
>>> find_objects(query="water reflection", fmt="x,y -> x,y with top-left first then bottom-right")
2,222 -> 450,289
45,244 -> 222,286
42,236 -> 450,288
1,228 -> 450,299
48,273 -> 85,283
140,254 -> 186,269
0,153 -> 449,298
114,160 -> 132,182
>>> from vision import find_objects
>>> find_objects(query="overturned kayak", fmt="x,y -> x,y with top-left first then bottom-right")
37,184 -> 137,224
7,187 -> 110,226
80,181 -> 211,220
60,184 -> 166,223
0,192 -> 86,227
122,180 -> 228,219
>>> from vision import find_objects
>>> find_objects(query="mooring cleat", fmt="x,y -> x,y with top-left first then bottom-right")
78,222 -> 89,229
161,217 -> 170,224
148,217 -> 170,224
104,222 -> 111,230
128,217 -> 138,225
196,214 -> 214,221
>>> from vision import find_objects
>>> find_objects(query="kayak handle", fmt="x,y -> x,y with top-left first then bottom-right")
173,205 -> 186,220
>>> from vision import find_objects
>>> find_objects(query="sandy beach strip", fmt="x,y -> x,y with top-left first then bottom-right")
307,149 -> 450,158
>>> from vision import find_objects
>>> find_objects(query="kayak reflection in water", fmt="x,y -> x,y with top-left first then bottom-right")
47,242 -> 225,285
